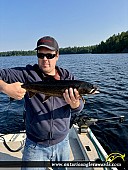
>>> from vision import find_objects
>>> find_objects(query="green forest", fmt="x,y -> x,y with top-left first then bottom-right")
0,31 -> 128,57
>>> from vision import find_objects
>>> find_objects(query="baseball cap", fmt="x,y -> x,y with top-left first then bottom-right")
35,36 -> 59,51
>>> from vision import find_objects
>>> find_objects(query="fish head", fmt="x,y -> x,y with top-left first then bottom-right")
79,82 -> 99,95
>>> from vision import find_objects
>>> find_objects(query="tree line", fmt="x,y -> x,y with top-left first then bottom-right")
0,31 -> 128,57
0,50 -> 36,57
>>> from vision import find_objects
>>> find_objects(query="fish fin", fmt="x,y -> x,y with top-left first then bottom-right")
10,97 -> 15,101
28,92 -> 36,98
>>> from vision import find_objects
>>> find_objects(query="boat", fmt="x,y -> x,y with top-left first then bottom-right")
0,122 -> 119,170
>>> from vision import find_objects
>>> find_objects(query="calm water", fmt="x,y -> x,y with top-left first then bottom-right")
0,54 -> 128,168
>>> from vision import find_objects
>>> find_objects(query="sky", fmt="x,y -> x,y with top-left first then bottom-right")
0,0 -> 128,52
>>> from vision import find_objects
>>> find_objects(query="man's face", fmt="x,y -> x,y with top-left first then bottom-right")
37,47 -> 59,75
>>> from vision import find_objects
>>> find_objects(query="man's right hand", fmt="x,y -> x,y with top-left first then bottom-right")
0,81 -> 26,100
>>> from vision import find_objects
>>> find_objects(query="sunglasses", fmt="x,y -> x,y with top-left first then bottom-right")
37,53 -> 56,59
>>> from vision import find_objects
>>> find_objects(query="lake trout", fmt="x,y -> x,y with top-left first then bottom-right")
21,80 -> 99,100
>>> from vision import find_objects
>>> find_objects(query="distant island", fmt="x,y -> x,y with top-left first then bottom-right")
0,31 -> 128,57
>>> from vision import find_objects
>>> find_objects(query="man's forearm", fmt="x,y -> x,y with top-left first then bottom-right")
0,80 -> 8,93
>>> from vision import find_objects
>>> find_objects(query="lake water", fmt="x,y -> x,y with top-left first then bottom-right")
0,54 -> 128,168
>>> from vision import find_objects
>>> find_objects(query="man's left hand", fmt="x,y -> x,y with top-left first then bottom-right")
63,88 -> 80,109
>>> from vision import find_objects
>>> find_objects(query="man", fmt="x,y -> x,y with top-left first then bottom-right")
0,36 -> 84,170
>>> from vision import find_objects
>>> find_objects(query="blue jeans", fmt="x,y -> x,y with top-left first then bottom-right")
21,134 -> 70,170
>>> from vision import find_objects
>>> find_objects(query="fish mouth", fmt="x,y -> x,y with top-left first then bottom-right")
90,89 -> 100,94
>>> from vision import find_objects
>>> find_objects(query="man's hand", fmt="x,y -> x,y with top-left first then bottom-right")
3,82 -> 26,100
63,88 -> 80,109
